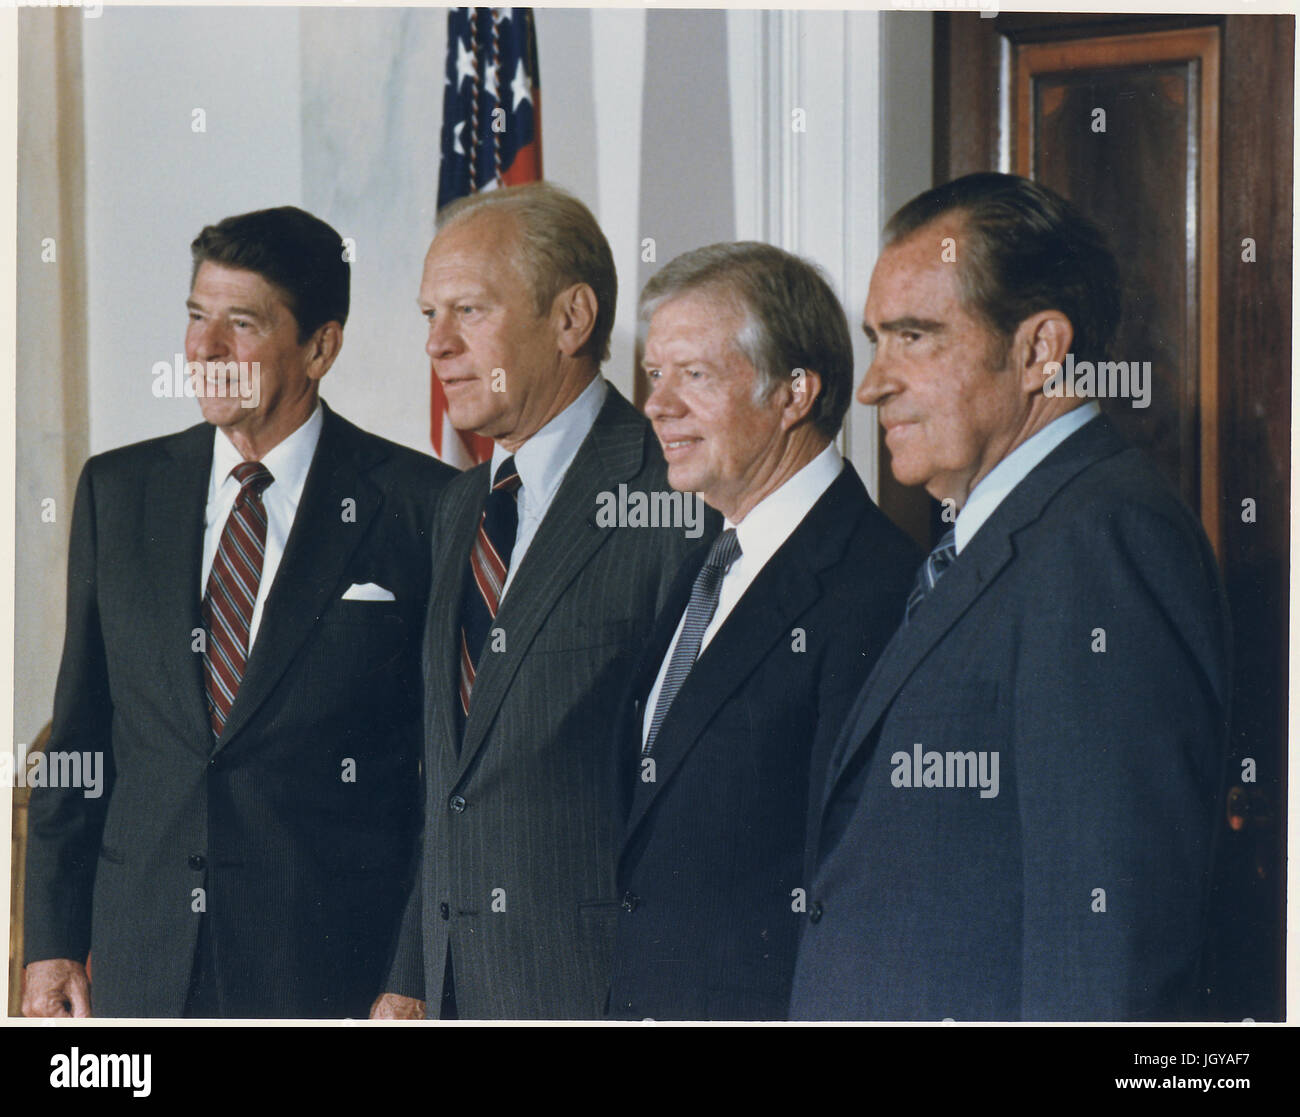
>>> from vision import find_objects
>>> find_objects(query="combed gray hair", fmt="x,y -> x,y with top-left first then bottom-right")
436,182 -> 617,363
639,242 -> 852,439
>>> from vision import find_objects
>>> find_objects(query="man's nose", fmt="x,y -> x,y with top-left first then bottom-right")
426,313 -> 462,359
189,319 -> 229,361
643,376 -> 684,422
856,348 -> 893,407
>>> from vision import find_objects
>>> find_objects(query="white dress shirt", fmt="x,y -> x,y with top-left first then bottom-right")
641,441 -> 844,745
491,375 -> 608,601
955,402 -> 1101,554
201,401 -> 324,650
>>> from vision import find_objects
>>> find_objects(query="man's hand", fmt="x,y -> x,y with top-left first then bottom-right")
370,992 -> 426,1020
23,959 -> 92,1018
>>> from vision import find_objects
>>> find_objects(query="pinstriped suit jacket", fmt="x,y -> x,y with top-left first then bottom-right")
388,386 -> 716,1018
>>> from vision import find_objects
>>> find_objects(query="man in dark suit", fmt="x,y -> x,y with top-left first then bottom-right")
22,206 -> 453,1018
791,173 -> 1231,1021
605,243 -> 919,1021
373,183 -> 706,1020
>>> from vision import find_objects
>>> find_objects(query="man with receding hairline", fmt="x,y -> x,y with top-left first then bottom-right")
375,182 -> 707,1020
792,173 -> 1230,1021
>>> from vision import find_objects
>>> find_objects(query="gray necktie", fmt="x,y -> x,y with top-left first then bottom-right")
643,528 -> 742,756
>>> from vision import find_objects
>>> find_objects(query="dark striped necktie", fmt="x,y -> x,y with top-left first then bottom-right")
905,527 -> 957,624
643,528 -> 742,757
458,457 -> 522,727
203,461 -> 274,738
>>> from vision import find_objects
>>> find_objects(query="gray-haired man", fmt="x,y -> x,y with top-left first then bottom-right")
605,242 -> 920,1020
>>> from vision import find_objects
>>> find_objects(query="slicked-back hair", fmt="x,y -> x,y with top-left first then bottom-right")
639,242 -> 853,440
884,172 -> 1122,365
190,206 -> 349,342
436,182 -> 618,363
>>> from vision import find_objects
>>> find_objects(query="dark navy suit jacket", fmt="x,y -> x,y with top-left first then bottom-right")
791,417 -> 1231,1021
607,463 -> 920,1020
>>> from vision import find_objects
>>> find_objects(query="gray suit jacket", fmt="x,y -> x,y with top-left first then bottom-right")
388,386 -> 713,1018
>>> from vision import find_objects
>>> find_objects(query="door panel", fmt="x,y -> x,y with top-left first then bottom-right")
929,11 -> 1291,1021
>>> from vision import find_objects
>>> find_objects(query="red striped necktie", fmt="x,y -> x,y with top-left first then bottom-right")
203,461 -> 274,738
457,457 -> 521,731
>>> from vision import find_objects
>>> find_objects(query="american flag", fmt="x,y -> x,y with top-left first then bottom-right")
432,7 -> 543,468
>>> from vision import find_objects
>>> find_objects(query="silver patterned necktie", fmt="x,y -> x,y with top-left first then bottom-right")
643,528 -> 742,756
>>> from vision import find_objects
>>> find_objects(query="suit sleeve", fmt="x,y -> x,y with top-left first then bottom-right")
24,460 -> 115,965
805,558 -> 913,877
380,474 -> 454,1004
1013,497 -> 1230,1020
384,863 -> 425,1001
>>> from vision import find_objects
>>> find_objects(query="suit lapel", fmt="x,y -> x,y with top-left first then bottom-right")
630,543 -> 708,710
214,404 -> 384,752
427,469 -> 488,767
819,417 -> 1131,812
823,526 -> 1012,782
607,545 -> 702,823
621,558 -> 821,847
621,466 -> 866,848
455,389 -> 647,779
147,422 -> 217,755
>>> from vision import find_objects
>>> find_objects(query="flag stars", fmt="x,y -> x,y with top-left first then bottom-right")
511,59 -> 533,111
456,36 -> 476,90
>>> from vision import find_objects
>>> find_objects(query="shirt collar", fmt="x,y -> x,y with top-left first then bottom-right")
954,402 -> 1100,553
491,376 -> 607,500
728,441 -> 843,572
210,400 -> 324,503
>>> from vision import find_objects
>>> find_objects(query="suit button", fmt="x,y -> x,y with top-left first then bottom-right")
188,854 -> 206,871
448,795 -> 467,813
439,902 -> 450,921
621,892 -> 639,913
809,901 -> 823,924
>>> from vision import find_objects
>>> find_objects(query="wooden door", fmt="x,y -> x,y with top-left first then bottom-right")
925,11 -> 1292,1020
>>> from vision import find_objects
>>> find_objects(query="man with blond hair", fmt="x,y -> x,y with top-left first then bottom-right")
375,183 -> 709,1020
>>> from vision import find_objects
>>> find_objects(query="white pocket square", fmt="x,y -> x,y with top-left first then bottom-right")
342,582 -> 396,602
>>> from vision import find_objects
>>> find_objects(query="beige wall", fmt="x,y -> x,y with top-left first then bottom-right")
15,9 -> 88,749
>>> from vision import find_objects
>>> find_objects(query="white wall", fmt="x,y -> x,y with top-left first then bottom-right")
297,6 -> 444,451
723,9 -> 933,493
74,6 -> 932,475
82,5 -> 303,455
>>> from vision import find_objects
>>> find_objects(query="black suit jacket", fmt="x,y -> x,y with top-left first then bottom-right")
606,463 -> 920,1020
24,401 -> 454,1018
791,417 -> 1231,1021
387,385 -> 714,1019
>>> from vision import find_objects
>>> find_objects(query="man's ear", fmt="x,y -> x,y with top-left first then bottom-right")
1015,311 -> 1073,394
778,367 -> 823,431
305,321 -> 344,382
554,283 -> 599,358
